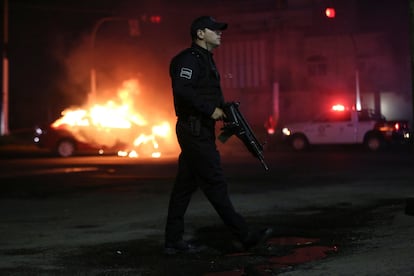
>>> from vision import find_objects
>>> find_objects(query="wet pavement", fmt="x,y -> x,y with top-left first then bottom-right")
1,149 -> 414,275
1,195 -> 412,275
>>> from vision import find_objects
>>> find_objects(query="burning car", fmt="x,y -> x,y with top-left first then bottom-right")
33,106 -> 174,158
33,79 -> 178,158
34,109 -> 174,158
33,124 -> 128,157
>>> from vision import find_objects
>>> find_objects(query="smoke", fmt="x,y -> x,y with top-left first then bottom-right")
49,0 -> 222,122
9,0 -> 225,129
50,18 -> 180,123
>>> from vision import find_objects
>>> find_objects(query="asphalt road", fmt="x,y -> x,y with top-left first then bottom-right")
1,146 -> 414,275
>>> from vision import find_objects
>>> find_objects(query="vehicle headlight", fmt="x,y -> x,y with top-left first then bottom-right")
35,127 -> 43,135
282,127 -> 291,136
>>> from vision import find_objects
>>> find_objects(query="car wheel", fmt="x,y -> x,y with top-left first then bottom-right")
291,134 -> 308,151
56,139 -> 76,157
364,134 -> 382,151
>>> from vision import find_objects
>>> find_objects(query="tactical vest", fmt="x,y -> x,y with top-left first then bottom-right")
172,47 -> 224,118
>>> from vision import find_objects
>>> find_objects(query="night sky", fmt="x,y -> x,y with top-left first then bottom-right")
2,0 -> 411,130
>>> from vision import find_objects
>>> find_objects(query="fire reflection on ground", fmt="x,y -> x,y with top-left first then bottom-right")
209,237 -> 338,276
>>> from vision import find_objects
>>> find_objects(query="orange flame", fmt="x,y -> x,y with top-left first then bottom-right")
51,79 -> 177,158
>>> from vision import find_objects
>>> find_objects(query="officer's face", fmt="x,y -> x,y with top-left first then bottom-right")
199,28 -> 222,50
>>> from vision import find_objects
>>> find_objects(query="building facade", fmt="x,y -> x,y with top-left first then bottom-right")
210,0 -> 412,130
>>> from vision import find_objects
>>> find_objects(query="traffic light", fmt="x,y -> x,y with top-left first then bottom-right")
325,7 -> 336,18
149,15 -> 162,24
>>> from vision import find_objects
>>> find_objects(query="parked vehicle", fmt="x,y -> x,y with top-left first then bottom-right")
33,125 -> 126,157
280,107 -> 411,151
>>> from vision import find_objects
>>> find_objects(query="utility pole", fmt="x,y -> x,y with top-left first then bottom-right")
410,0 -> 414,129
350,35 -> 361,111
1,0 -> 9,135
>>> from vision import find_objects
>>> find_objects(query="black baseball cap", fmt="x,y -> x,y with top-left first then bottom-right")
190,16 -> 228,38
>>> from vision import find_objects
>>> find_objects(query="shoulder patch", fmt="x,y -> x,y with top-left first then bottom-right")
179,67 -> 193,79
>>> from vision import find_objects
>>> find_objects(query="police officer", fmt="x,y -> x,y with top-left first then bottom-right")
164,15 -> 272,254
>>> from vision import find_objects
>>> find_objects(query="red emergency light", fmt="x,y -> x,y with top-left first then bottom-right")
325,7 -> 336,19
331,104 -> 345,111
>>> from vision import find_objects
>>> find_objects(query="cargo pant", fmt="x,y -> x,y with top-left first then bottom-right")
165,118 -> 249,243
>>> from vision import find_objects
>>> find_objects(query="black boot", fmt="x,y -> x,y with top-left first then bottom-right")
242,227 -> 273,250
164,240 -> 203,255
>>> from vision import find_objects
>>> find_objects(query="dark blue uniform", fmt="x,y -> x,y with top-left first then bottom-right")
165,43 -> 250,245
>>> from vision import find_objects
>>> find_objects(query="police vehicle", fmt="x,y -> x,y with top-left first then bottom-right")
280,105 -> 411,151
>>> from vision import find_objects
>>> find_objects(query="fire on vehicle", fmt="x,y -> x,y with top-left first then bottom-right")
34,79 -> 179,158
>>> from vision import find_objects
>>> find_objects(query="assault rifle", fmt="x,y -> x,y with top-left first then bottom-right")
218,102 -> 269,171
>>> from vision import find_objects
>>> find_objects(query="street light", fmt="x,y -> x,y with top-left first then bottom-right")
350,35 -> 361,111
89,17 -> 139,101
325,7 -> 361,111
